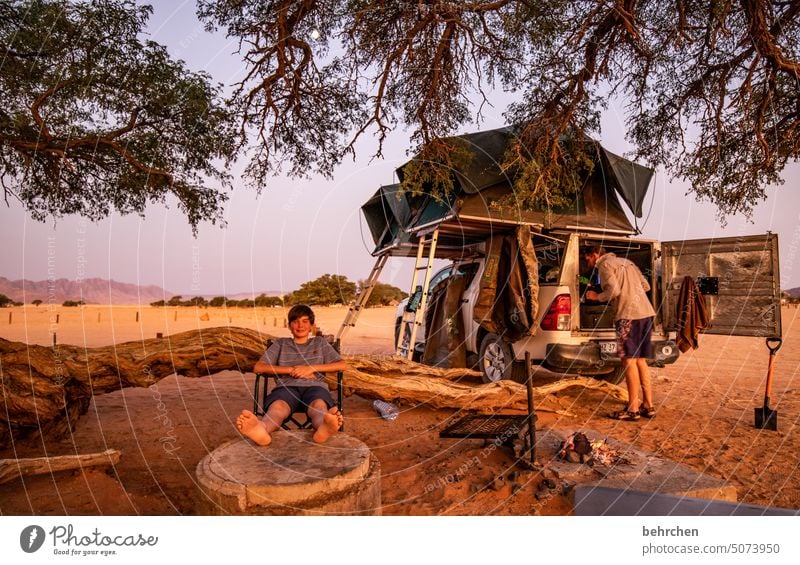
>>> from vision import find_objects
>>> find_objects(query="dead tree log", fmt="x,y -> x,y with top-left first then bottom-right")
329,366 -> 628,413
0,328 -> 271,447
344,356 -> 484,382
0,449 -> 121,485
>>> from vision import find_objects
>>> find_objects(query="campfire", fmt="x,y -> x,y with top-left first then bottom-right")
557,432 -> 629,466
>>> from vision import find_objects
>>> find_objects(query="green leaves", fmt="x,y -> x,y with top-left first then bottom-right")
1,0 -> 239,230
286,274 -> 357,306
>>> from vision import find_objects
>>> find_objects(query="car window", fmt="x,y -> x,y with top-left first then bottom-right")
455,263 -> 480,289
536,239 -> 566,284
427,267 -> 452,290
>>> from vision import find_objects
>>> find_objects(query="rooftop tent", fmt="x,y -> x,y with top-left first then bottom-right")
395,126 -> 654,216
597,147 -> 653,219
360,183 -> 414,255
453,160 -> 637,233
399,126 -> 519,194
363,125 -> 655,256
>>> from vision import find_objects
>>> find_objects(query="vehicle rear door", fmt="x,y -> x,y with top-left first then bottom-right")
661,233 -> 781,337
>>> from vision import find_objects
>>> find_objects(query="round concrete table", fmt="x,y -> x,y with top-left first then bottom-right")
196,431 -> 381,515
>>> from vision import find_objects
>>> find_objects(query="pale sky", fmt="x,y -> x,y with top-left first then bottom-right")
1,1 -> 799,296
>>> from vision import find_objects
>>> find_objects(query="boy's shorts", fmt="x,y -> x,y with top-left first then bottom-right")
264,386 -> 334,414
615,316 -> 654,359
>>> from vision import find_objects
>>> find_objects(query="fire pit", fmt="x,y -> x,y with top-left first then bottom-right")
558,432 -> 630,466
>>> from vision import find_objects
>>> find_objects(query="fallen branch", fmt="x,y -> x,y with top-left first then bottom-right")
329,364 -> 627,413
345,355 -> 483,381
0,327 -> 272,446
0,449 -> 121,485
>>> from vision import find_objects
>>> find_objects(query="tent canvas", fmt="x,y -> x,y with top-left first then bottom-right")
361,125 -> 654,256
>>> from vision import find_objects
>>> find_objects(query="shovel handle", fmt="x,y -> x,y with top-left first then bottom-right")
766,337 -> 782,354
764,338 -> 781,403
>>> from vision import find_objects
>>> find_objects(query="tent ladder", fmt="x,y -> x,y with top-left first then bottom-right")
396,228 -> 439,359
335,254 -> 389,344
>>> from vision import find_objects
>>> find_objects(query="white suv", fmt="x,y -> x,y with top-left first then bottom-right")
396,231 -> 680,383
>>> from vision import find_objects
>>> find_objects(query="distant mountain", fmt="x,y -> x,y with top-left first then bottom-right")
217,290 -> 285,300
0,277 -> 172,305
785,287 -> 800,298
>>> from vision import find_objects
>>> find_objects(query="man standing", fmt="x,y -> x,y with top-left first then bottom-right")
584,246 -> 657,421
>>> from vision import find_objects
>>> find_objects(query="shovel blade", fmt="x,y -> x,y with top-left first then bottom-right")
755,407 -> 778,431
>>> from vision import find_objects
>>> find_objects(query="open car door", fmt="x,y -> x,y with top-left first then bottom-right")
661,233 -> 781,338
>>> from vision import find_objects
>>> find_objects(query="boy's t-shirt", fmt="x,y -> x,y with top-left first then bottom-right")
259,336 -> 341,389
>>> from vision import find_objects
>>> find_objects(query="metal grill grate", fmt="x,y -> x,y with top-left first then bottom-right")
439,414 -> 534,440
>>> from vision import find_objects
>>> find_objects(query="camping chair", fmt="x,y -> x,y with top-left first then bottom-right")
252,337 -> 344,431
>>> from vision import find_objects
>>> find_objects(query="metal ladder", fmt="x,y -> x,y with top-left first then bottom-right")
396,228 -> 439,359
335,253 -> 388,343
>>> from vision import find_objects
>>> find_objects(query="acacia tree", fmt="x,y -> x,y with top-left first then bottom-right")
199,0 -> 800,217
0,0 -> 239,230
287,274 -> 357,306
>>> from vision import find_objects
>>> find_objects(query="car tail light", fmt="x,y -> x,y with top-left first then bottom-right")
540,294 -> 571,331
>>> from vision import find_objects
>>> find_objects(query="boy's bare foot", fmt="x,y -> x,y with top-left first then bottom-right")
236,409 -> 272,446
313,406 -> 342,444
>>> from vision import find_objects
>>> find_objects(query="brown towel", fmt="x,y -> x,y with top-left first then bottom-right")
676,276 -> 710,352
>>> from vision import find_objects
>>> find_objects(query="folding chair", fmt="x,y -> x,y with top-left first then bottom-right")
252,338 -> 345,431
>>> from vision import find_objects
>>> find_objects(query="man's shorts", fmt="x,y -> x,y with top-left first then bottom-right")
264,386 -> 334,414
615,317 -> 654,359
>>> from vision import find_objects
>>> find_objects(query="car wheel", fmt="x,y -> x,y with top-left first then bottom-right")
394,319 -> 402,350
395,320 -> 419,360
479,333 -> 516,384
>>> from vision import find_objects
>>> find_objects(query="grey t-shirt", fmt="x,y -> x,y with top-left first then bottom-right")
259,336 -> 341,389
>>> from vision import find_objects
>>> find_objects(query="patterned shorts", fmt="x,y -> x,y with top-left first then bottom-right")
615,317 -> 654,359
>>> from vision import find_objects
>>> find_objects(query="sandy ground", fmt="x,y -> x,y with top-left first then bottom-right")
1,304 -> 800,515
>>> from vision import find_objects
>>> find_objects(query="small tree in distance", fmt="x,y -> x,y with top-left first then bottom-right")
287,274 -> 356,306
363,282 -> 407,307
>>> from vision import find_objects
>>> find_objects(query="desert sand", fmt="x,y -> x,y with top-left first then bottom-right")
1,304 -> 799,515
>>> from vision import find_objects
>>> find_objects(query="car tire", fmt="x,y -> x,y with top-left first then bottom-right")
395,320 -> 423,361
394,319 -> 402,350
479,333 -> 518,384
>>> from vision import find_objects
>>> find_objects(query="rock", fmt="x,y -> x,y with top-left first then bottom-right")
542,467 -> 560,480
566,451 -> 582,464
490,476 -> 506,491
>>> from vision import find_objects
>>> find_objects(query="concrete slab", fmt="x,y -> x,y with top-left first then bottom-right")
196,431 -> 381,515
574,485 -> 800,516
533,428 -> 738,510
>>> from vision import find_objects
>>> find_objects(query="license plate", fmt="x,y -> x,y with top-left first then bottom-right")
600,341 -> 617,354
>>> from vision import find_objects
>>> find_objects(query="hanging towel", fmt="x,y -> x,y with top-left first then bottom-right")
676,276 -> 710,352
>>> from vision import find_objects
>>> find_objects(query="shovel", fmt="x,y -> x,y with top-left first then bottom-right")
755,337 -> 782,431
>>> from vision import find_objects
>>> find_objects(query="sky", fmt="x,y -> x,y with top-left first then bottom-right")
2,1 -> 800,296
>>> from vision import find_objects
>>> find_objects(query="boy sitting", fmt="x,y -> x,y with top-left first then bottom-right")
236,304 -> 346,445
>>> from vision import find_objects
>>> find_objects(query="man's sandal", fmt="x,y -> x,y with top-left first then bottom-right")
609,409 -> 641,421
639,406 -> 656,418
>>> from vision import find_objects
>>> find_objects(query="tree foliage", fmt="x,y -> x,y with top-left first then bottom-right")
363,281 -> 407,307
0,0 -> 239,229
199,0 -> 800,217
287,274 -> 356,306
